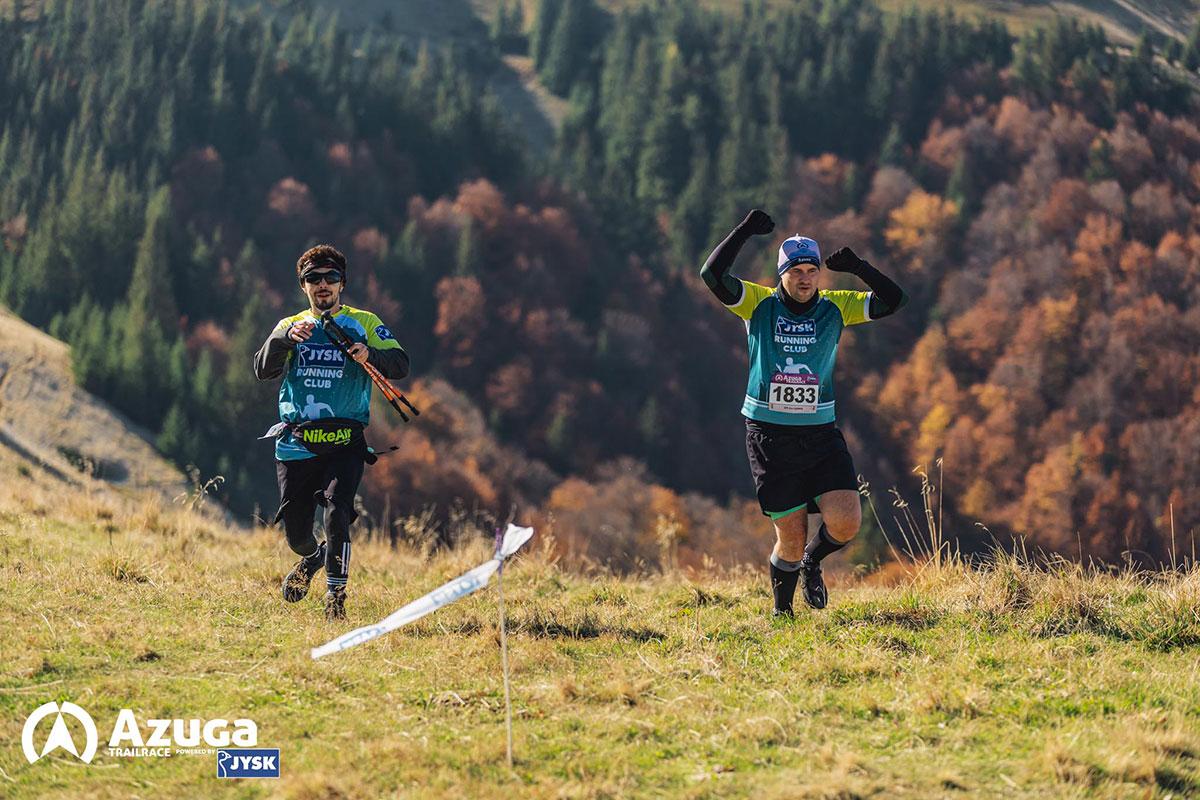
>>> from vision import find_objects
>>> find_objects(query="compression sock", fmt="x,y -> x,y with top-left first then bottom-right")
803,524 -> 848,565
769,554 -> 803,615
326,540 -> 350,593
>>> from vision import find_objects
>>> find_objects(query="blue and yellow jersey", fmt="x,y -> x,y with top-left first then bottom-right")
724,280 -> 872,426
270,305 -> 403,461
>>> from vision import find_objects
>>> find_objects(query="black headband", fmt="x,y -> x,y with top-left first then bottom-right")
300,258 -> 345,279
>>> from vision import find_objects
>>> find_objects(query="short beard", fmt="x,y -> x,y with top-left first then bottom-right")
314,294 -> 337,311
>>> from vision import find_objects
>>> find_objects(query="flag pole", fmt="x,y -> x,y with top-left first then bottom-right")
494,527 -> 515,768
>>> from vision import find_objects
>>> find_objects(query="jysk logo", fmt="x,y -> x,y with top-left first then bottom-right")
374,324 -> 395,342
217,748 -> 280,778
296,343 -> 346,368
775,317 -> 816,336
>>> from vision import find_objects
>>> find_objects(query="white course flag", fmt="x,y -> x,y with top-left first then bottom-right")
311,524 -> 534,660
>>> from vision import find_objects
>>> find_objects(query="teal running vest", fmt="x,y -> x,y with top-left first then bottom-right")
270,306 -> 402,461
725,281 -> 872,426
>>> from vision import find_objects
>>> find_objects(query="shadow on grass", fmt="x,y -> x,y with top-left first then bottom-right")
675,586 -> 739,609
831,603 -> 943,630
512,609 -> 665,642
1155,765 -> 1199,794
403,610 -> 665,642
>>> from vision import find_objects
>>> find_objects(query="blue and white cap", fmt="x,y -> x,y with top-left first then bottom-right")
777,235 -> 821,275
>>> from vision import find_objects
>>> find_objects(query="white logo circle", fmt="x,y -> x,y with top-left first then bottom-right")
22,701 -> 99,764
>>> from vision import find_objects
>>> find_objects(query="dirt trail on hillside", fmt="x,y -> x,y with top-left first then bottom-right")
1055,0 -> 1197,43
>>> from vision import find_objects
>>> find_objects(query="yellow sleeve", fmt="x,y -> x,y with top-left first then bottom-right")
822,290 -> 872,326
726,280 -> 775,321
363,312 -> 402,350
272,311 -> 308,333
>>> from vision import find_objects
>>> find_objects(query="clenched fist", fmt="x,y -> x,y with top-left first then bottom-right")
824,247 -> 865,274
739,209 -> 775,236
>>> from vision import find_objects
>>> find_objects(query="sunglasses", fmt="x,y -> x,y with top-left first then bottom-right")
303,271 -> 343,285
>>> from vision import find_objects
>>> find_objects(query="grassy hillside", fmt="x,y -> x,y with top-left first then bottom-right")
2,446 -> 1198,798
872,0 -> 1198,41
0,311 -> 189,502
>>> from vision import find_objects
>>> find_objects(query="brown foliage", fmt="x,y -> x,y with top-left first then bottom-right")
1037,179 -> 1095,241
864,167 -> 918,225
877,96 -> 1200,565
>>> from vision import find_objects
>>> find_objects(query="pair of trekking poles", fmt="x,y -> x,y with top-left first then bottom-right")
321,312 -> 420,423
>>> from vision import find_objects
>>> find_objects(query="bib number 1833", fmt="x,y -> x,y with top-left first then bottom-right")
768,373 -> 819,413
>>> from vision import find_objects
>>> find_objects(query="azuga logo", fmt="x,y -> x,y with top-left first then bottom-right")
775,317 -> 816,336
217,748 -> 281,778
23,701 -> 99,764
374,324 -> 395,341
296,343 -> 346,368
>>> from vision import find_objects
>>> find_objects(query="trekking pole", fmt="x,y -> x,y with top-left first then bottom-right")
320,312 -> 420,422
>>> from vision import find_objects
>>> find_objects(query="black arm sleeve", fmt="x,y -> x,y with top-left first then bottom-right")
367,345 -> 410,380
856,260 -> 908,320
699,225 -> 752,305
253,327 -> 295,380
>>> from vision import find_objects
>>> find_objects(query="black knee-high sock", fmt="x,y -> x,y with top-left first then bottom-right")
803,524 -> 848,564
325,505 -> 353,593
769,554 -> 802,613
319,457 -> 363,593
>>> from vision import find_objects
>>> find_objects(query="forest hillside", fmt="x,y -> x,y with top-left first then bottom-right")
1,0 -> 1199,569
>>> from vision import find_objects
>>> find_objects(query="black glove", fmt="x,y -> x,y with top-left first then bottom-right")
738,209 -> 775,236
824,246 -> 865,274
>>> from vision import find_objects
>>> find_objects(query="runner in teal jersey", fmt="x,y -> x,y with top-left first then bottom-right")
254,244 -> 409,621
701,210 -> 907,614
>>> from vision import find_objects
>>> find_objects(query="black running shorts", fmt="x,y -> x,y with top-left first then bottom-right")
745,419 -> 858,518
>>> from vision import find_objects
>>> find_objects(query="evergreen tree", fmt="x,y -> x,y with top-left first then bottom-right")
1185,20 -> 1200,71
456,218 -> 478,276
128,186 -> 179,331
635,68 -> 690,211
879,122 -> 906,167
157,400 -> 196,463
669,148 -> 713,267
152,92 -> 176,172
539,0 -> 589,94
224,291 -> 271,429
530,0 -> 561,69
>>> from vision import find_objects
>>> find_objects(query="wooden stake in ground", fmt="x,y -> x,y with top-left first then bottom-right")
497,555 -> 515,768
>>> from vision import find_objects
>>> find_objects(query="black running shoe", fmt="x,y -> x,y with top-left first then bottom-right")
282,542 -> 326,603
800,557 -> 828,609
324,587 -> 346,621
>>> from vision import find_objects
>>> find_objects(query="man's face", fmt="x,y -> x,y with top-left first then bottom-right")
302,269 -> 343,311
780,262 -> 820,303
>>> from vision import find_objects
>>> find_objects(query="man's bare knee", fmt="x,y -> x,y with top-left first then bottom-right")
826,514 -> 860,543
773,513 -> 807,562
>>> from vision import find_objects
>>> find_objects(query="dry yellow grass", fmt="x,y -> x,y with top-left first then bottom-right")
1,444 -> 1198,798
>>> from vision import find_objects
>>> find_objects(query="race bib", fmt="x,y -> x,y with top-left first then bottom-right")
768,372 -> 820,413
